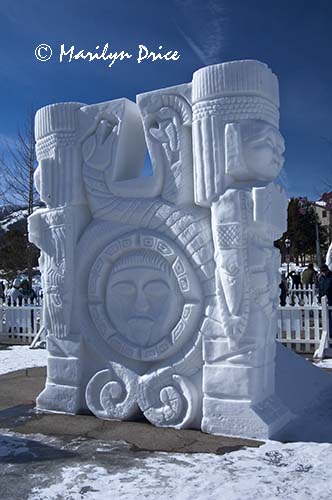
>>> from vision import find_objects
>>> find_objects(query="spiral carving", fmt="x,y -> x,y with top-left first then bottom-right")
85,363 -> 140,420
138,371 -> 199,429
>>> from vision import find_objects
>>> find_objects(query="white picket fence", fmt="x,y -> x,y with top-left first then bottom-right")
0,297 -> 42,345
1,287 -> 331,359
277,295 -> 331,358
286,284 -> 317,306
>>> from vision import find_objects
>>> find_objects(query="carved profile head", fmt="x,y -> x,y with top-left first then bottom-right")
106,250 -> 183,348
192,60 -> 284,206
224,120 -> 285,183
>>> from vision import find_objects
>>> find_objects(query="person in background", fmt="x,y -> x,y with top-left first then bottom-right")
302,263 -> 317,287
279,273 -> 287,306
6,278 -> 25,332
20,279 -> 37,301
8,278 -> 24,304
20,279 -> 29,296
318,264 -> 332,305
290,271 -> 301,288
0,281 -> 5,301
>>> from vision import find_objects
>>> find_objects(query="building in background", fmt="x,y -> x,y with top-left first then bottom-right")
315,192 -> 332,242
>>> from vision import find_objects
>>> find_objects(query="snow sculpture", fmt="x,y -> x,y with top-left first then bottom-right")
29,60 -> 293,439
326,242 -> 332,270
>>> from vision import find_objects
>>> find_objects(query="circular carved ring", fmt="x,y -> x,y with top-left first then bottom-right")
87,230 -> 202,362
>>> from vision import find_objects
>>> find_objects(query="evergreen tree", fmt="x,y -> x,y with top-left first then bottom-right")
0,227 -> 39,284
276,197 -> 327,265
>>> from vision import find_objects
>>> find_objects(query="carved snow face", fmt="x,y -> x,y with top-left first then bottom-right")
240,120 -> 285,182
107,266 -> 181,348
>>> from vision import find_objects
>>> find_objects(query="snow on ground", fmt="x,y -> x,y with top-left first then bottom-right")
0,345 -> 47,375
0,433 -> 329,500
315,358 -> 332,369
0,430 -> 332,500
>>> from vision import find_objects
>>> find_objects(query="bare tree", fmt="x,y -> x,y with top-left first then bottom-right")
0,111 -> 40,287
0,112 -> 38,212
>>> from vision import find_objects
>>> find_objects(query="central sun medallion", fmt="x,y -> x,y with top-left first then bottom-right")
88,230 -> 202,361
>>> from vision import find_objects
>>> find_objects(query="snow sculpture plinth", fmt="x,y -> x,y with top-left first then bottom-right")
29,60 -> 292,439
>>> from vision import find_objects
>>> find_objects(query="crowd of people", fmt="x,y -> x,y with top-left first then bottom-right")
0,278 -> 40,334
280,263 -> 332,306
0,277 -> 38,305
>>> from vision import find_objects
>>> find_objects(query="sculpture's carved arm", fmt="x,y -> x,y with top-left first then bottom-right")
81,113 -> 119,172
244,184 -> 287,319
211,189 -> 251,343
137,88 -> 194,206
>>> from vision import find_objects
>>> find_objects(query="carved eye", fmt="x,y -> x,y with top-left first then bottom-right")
111,281 -> 136,297
264,138 -> 275,148
267,131 -> 285,154
249,137 -> 274,150
144,280 -> 170,297
275,141 -> 285,155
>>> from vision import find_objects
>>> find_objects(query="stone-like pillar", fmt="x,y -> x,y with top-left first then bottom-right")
192,60 -> 293,438
29,102 -> 90,413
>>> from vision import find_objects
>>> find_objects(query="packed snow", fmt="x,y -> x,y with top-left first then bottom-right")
0,345 -> 47,375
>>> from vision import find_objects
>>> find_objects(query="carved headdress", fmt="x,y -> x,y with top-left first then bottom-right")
192,60 -> 281,206
192,60 -> 279,127
111,250 -> 171,276
35,103 -> 82,139
34,102 -> 85,207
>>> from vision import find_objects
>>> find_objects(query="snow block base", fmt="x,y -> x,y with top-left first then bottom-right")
37,383 -> 84,414
202,395 -> 292,440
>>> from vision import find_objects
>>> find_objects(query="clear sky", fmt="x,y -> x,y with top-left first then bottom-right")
0,0 -> 331,200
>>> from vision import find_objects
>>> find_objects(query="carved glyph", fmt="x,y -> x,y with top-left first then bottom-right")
85,363 -> 140,420
138,370 -> 199,429
137,84 -> 194,206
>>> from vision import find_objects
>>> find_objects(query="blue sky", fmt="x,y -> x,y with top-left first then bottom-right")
0,0 -> 331,200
